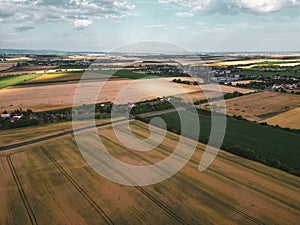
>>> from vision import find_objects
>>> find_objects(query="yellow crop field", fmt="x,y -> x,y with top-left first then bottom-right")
29,72 -> 83,82
0,120 -> 299,224
205,59 -> 300,67
0,76 -> 255,112
262,107 -> 300,129
26,72 -> 111,84
211,92 -> 300,121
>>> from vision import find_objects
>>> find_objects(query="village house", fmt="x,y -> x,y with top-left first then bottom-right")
1,113 -> 10,119
272,83 -> 298,90
272,84 -> 283,90
285,84 -> 298,90
10,114 -> 23,123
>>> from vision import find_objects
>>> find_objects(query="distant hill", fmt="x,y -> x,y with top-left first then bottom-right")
0,49 -> 67,55
1,49 -> 299,56
0,49 -> 106,55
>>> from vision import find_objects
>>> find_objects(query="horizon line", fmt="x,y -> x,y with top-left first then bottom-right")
1,48 -> 300,55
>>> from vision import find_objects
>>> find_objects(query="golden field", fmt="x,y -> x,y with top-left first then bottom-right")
262,107 -> 300,129
0,78 -> 254,112
210,92 -> 300,121
24,71 -> 113,84
0,120 -> 299,224
205,59 -> 300,67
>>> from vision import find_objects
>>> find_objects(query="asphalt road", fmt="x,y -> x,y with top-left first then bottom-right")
0,118 -> 128,152
0,109 -> 177,152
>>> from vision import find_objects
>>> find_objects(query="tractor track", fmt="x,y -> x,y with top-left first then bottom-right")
6,155 -> 38,225
41,147 -> 188,225
92,156 -> 188,225
40,147 -> 114,225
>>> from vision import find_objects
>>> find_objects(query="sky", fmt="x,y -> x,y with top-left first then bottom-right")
0,0 -> 300,52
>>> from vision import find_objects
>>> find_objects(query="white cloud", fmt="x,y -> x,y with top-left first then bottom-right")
113,1 -> 135,10
176,26 -> 188,30
159,0 -> 211,12
159,0 -> 300,14
145,24 -> 167,28
0,0 -> 135,30
175,12 -> 194,17
73,19 -> 92,30
232,0 -> 300,13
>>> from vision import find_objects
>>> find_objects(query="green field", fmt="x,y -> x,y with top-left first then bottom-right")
239,68 -> 300,77
0,74 -> 40,89
242,60 -> 300,66
99,70 -> 150,79
141,111 -> 300,175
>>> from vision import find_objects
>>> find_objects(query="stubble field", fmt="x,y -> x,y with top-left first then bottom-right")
0,77 -> 254,112
262,107 -> 300,129
210,92 -> 300,121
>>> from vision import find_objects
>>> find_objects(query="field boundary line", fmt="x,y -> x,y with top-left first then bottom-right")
6,155 -> 38,225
